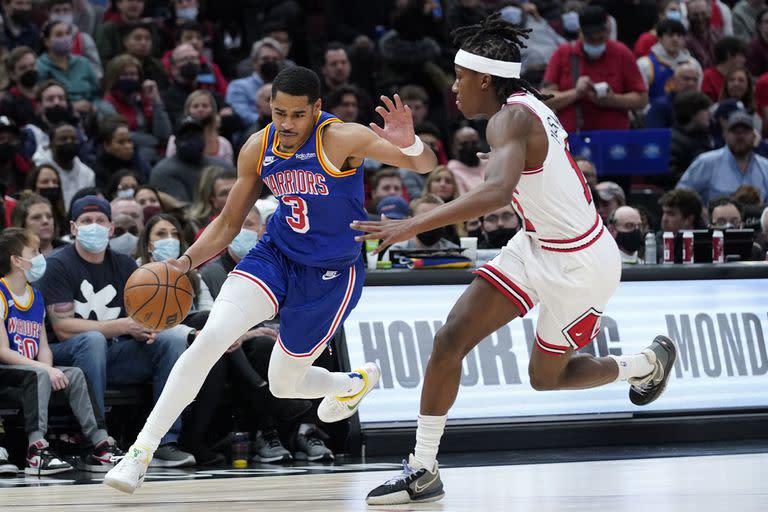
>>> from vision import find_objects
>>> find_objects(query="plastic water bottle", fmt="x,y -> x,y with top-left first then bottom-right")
644,232 -> 657,265
231,432 -> 249,468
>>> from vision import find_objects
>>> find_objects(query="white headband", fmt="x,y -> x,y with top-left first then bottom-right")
454,49 -> 521,78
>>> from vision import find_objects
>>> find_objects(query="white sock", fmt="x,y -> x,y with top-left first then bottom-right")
609,353 -> 654,381
267,342 -> 365,399
412,414 -> 447,472
135,276 -> 275,453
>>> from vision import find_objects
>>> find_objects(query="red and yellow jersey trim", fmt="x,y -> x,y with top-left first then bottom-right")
255,125 -> 271,177
0,287 -> 8,322
316,118 -> 356,178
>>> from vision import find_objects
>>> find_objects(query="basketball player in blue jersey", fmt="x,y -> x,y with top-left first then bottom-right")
105,66 -> 438,493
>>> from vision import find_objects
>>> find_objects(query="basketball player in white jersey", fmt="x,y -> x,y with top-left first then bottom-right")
357,15 -> 677,505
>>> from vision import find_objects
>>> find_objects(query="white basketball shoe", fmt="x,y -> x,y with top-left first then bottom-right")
318,363 -> 380,423
104,444 -> 152,494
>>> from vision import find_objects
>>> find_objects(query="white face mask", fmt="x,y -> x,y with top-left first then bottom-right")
116,188 -> 135,199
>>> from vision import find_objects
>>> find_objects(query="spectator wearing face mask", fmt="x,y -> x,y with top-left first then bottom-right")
607,206 -> 645,264
32,122 -> 95,206
160,22 -> 228,99
165,90 -> 233,164
634,0 -> 686,58
1,46 -> 41,129
390,194 -> 460,251
25,80 -> 82,156
446,126 -> 487,195
1,0 -> 41,51
24,163 -> 67,237
0,115 -> 31,197
109,196 -> 144,256
106,168 -> 140,201
478,204 -> 520,249
149,116 -> 235,203
226,37 -> 285,127
37,21 -> 99,116
90,116 -> 148,190
48,0 -> 103,80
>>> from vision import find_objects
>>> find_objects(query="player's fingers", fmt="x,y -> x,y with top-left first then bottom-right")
350,220 -> 382,232
393,94 -> 404,110
369,123 -> 386,138
380,95 -> 396,112
354,232 -> 384,242
403,104 -> 413,117
374,105 -> 388,119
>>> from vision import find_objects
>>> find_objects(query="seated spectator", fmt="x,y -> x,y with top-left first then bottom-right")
748,7 -> 768,77
423,166 -> 459,204
321,42 -> 352,94
701,37 -> 747,102
122,21 -> 169,90
646,62 -> 703,129
709,196 -> 744,228
226,37 -> 284,127
733,0 -> 764,43
166,90 -> 233,163
32,121 -> 96,206
667,91 -> 714,186
37,21 -> 99,116
717,67 -> 761,132
542,5 -> 648,133
686,0 -> 724,69
11,194 -> 67,256
633,0 -> 685,58
94,0 -> 163,64
324,84 -> 361,124
367,167 -> 407,215
636,19 -> 702,102
150,116 -> 234,203
134,184 -> 163,213
0,115 -> 31,196
390,194 -> 460,250
660,187 -> 704,232
0,46 -> 40,129
376,195 -> 409,221
0,228 -> 121,475
90,116 -> 148,189
595,181 -> 626,221
161,43 -> 226,127
106,168 -> 140,201
678,111 -> 768,203
478,204 -> 520,249
161,22 -> 228,98
574,155 -> 598,188
24,163 -> 67,236
0,0 -> 40,51
25,80 -> 82,155
607,205 -> 645,264
186,165 -> 235,234
48,0 -> 103,80
95,54 -> 172,166
136,213 -> 213,311
447,126 -> 487,195
37,196 -> 195,467
110,196 -> 144,235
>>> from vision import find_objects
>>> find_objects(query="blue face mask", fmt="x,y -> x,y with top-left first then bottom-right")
176,6 -> 198,20
229,229 -> 259,259
562,11 -> 580,33
583,41 -> 607,59
665,10 -> 682,22
20,254 -> 47,282
77,223 -> 110,253
151,238 -> 181,261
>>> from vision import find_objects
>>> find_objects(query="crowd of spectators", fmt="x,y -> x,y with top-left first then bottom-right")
2,0 -> 768,474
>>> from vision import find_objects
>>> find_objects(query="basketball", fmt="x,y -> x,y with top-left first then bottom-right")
124,261 -> 193,330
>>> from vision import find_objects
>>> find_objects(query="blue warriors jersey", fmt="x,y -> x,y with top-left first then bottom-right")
0,278 -> 45,360
256,111 -> 366,270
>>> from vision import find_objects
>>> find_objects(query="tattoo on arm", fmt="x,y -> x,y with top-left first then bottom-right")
47,303 -> 75,324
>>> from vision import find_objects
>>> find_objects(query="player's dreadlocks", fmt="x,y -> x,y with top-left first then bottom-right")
452,12 -> 552,103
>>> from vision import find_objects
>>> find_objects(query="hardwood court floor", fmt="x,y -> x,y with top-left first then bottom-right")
2,452 -> 766,511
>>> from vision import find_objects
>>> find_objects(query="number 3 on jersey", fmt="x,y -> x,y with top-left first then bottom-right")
282,196 -> 309,233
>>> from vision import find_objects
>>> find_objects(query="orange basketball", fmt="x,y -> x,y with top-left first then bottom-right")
124,261 -> 193,330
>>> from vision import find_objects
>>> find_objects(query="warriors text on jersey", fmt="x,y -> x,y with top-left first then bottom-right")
255,111 -> 366,270
504,92 -> 604,252
0,277 -> 45,360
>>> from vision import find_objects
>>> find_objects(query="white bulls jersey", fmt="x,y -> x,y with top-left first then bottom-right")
504,92 -> 603,252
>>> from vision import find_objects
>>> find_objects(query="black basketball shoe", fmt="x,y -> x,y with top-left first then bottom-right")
366,454 -> 444,505
629,335 -> 677,406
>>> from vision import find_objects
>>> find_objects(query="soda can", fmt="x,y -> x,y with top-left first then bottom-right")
682,231 -> 694,264
712,230 -> 724,263
662,232 -> 674,264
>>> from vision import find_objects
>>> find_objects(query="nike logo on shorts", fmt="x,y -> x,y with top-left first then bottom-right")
321,270 -> 340,280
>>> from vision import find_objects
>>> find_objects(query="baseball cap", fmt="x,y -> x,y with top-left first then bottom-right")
0,115 -> 20,135
71,195 -> 112,221
713,99 -> 745,121
596,181 -> 626,203
175,115 -> 203,136
376,196 -> 410,220
579,5 -> 608,36
726,111 -> 754,131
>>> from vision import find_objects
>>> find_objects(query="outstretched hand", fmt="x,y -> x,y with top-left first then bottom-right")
350,215 -> 418,254
370,94 -> 416,148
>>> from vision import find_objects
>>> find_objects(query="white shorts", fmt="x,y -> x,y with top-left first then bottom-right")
474,228 -> 621,356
